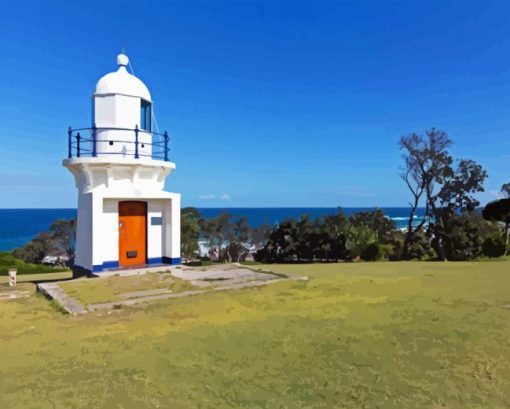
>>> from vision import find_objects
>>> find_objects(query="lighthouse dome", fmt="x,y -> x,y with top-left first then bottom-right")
94,54 -> 151,102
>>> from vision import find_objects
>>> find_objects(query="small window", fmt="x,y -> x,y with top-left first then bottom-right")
141,99 -> 151,132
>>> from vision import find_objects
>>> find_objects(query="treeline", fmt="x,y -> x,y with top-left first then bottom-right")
182,204 -> 509,263
181,208 -> 272,263
184,128 -> 510,263
254,210 -> 399,262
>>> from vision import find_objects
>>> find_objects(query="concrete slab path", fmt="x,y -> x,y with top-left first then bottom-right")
38,282 -> 87,315
37,264 -> 308,315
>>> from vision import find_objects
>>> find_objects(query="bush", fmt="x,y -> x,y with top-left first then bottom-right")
361,243 -> 381,261
432,210 -> 500,261
406,230 -> 436,260
482,237 -> 507,258
345,224 -> 378,260
13,219 -> 75,266
379,243 -> 396,261
349,209 -> 396,245
0,252 -> 67,276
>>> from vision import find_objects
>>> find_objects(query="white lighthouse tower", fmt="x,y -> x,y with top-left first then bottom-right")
64,53 -> 180,276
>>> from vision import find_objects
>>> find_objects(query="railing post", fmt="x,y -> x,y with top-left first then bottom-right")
164,131 -> 169,161
92,123 -> 97,157
77,132 -> 81,158
67,126 -> 72,158
134,125 -> 139,159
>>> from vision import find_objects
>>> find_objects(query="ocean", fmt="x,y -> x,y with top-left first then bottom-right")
0,207 -> 423,252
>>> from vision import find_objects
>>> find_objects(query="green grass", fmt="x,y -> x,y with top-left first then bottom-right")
58,272 -> 199,305
0,251 -> 69,276
1,261 -> 510,408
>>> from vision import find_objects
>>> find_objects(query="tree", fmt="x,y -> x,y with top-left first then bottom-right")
181,207 -> 201,262
255,210 -> 399,263
13,232 -> 53,264
502,183 -> 510,198
345,223 -> 378,260
433,159 -> 487,211
200,213 -> 233,255
430,159 -> 487,260
199,213 -> 256,262
13,219 -> 76,266
431,209 -> 500,260
50,219 -> 76,265
399,128 -> 452,259
255,219 -> 299,262
295,215 -> 315,261
348,209 -> 396,244
223,217 -> 252,262
251,223 -> 272,248
322,212 -> 349,261
482,197 -> 510,256
399,128 -> 488,260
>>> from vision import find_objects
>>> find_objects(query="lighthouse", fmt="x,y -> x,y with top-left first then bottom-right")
64,53 -> 180,276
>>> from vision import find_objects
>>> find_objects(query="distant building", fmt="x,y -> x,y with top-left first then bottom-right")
64,53 -> 180,276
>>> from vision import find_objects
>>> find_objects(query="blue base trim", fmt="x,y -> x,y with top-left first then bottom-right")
89,258 -> 180,273
92,260 -> 119,272
163,256 -> 181,265
148,257 -> 181,265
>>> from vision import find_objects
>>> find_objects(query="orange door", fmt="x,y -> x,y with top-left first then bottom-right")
118,201 -> 147,267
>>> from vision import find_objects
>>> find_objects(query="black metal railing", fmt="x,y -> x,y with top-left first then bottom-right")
67,125 -> 170,161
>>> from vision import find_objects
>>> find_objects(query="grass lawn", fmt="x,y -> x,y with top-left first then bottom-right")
1,261 -> 510,408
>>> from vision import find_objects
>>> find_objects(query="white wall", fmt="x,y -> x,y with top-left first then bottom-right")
99,199 -> 120,264
147,201 -> 163,260
94,94 -> 152,158
94,95 -> 116,127
74,192 -> 93,270
164,195 -> 181,260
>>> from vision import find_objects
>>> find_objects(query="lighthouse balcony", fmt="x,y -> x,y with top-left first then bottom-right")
67,125 -> 171,162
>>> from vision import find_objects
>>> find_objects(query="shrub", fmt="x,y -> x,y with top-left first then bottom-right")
406,229 -> 435,260
482,237 -> 507,258
0,252 -> 67,276
432,209 -> 500,261
361,243 -> 381,261
13,219 -> 75,266
345,224 -> 378,260
349,209 -> 396,245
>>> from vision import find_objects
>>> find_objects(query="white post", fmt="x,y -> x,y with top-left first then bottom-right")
8,269 -> 17,287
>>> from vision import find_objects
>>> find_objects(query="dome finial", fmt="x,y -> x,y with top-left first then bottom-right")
117,53 -> 129,67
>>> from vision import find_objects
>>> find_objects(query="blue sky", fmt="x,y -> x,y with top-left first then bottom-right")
1,1 -> 509,208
